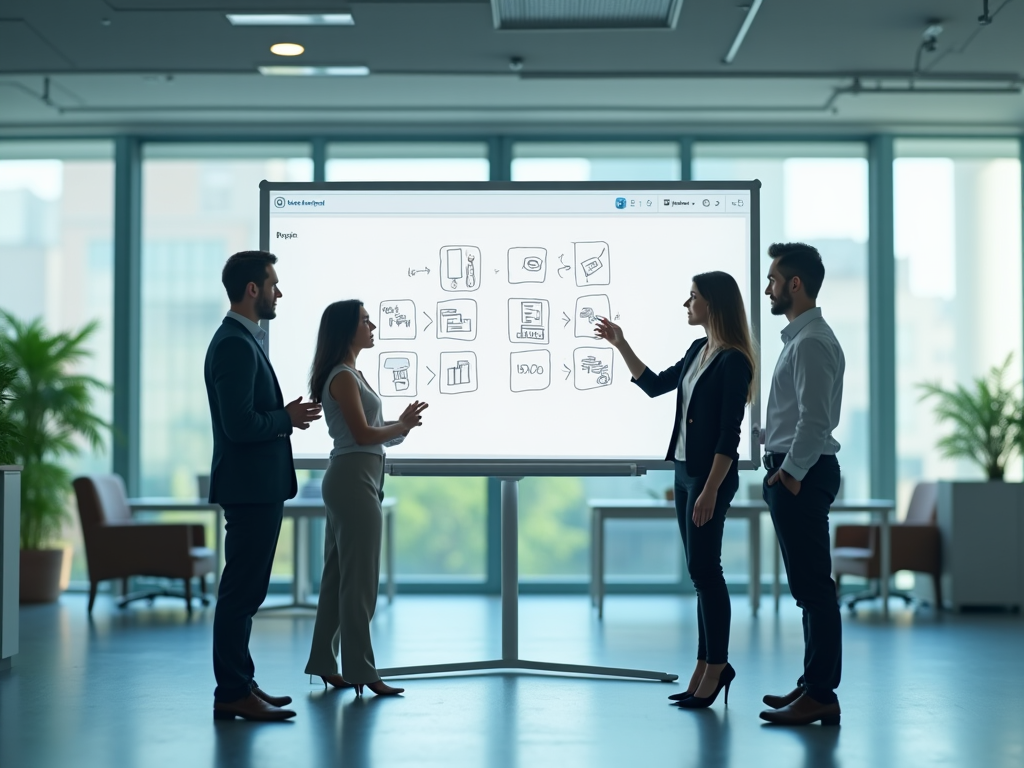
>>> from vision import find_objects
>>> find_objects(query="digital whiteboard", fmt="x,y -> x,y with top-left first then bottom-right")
261,182 -> 760,474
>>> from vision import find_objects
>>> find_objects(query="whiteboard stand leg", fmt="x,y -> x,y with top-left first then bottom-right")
377,477 -> 678,684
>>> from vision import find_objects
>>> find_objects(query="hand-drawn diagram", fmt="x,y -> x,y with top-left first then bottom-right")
436,299 -> 477,341
574,241 -> 610,287
378,352 -> 418,397
439,351 -> 478,395
573,347 -> 613,390
439,245 -> 481,292
379,300 -> 416,340
507,247 -> 547,284
507,298 -> 549,344
575,294 -> 611,338
510,350 -> 550,393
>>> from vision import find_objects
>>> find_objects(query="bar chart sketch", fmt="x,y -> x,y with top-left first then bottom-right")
439,351 -> 478,394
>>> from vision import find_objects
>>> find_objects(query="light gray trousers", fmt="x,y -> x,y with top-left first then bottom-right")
304,451 -> 383,684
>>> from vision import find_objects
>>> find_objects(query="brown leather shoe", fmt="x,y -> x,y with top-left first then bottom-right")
762,686 -> 803,709
213,692 -> 296,721
759,693 -> 840,725
252,687 -> 293,707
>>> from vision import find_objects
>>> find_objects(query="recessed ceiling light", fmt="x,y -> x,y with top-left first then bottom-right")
258,65 -> 370,77
270,43 -> 305,57
227,13 -> 354,26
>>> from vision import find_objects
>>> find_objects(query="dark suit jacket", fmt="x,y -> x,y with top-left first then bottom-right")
204,317 -> 297,505
633,338 -> 752,477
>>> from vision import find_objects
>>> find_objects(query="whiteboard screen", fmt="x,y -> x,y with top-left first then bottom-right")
262,182 -> 760,470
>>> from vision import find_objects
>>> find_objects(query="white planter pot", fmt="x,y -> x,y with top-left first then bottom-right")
1,466 -> 21,671
937,481 -> 1023,611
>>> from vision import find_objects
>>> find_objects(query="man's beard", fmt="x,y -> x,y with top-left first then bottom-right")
770,286 -> 792,316
255,292 -> 277,320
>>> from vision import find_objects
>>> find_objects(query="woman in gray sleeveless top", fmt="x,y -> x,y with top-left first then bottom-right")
304,300 -> 428,695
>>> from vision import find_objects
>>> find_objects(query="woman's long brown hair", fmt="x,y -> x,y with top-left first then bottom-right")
308,299 -> 363,403
692,271 -> 758,404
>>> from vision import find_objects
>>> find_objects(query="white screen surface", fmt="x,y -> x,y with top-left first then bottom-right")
264,184 -> 758,468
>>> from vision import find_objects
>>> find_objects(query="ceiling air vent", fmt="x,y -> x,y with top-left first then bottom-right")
491,0 -> 684,30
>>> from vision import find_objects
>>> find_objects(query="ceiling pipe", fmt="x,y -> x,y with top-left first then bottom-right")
722,0 -> 764,65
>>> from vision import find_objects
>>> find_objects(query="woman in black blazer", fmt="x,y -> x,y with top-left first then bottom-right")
595,271 -> 755,710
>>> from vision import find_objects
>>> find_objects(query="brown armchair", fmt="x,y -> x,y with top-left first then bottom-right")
73,474 -> 216,614
833,482 -> 942,610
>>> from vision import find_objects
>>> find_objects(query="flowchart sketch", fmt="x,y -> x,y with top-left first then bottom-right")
378,352 -> 418,397
439,245 -> 481,292
436,299 -> 477,342
507,247 -> 547,284
379,300 -> 416,340
510,350 -> 550,393
574,241 -> 611,286
573,347 -> 613,390
439,351 -> 478,395
508,298 -> 549,344
575,294 -> 610,338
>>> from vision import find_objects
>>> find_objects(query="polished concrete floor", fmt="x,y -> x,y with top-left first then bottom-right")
2,592 -> 1022,768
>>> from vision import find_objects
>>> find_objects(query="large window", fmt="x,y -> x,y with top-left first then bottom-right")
693,143 -> 871,583
894,140 -> 1023,509
326,142 -> 490,182
511,142 -> 682,182
0,140 -> 115,582
141,144 -> 313,579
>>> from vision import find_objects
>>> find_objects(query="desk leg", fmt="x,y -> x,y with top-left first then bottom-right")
596,512 -> 606,620
773,528 -> 781,614
295,517 -> 310,605
749,513 -> 760,617
386,508 -> 395,605
376,482 -> 678,683
215,507 -> 224,595
879,508 -> 891,620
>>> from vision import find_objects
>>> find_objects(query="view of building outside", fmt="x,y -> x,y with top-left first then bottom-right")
141,144 -> 313,580
693,143 -> 871,582
0,142 -> 115,581
894,140 -> 1023,512
326,142 -> 490,183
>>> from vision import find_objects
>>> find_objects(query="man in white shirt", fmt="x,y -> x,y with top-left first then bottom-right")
758,242 -> 845,726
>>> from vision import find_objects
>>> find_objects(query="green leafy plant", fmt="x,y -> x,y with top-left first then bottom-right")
917,354 -> 1023,481
0,310 -> 109,550
0,361 -> 19,465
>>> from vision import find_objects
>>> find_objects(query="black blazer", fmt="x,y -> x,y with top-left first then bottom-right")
204,317 -> 298,505
633,338 -> 752,477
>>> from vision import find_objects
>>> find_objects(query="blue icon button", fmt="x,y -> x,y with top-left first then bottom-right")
614,197 -> 626,209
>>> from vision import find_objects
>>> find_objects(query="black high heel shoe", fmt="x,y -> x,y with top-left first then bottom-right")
668,690 -> 696,702
676,663 -> 735,709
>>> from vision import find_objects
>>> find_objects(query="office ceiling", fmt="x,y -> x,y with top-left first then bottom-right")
1,0 -> 1023,136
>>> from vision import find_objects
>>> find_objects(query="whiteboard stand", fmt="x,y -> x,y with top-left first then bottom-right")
377,476 -> 679,683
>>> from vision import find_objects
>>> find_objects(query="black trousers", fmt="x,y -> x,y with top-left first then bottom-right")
674,461 -> 739,664
213,502 -> 284,703
763,454 -> 842,704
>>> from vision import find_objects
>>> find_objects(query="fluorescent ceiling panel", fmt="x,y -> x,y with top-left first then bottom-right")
227,14 -> 354,25
258,65 -> 370,76
491,0 -> 683,29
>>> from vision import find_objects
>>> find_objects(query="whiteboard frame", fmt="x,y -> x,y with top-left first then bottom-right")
261,180 -> 761,476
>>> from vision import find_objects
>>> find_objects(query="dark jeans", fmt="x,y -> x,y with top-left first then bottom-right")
763,454 -> 842,704
674,461 -> 739,664
213,502 -> 284,703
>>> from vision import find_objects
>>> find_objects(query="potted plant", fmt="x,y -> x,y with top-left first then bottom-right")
918,355 -> 1024,610
0,311 -> 109,604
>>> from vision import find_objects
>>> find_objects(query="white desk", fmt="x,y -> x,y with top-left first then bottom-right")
127,497 -> 396,608
589,498 -> 897,619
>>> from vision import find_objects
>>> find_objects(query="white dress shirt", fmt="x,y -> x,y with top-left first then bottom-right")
226,311 -> 267,355
673,347 -> 720,461
764,307 -> 845,481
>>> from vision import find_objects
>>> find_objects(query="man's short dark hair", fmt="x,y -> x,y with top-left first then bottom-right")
767,242 -> 825,299
222,250 -> 277,303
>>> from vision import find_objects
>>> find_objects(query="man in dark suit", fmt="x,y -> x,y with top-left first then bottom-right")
205,250 -> 321,722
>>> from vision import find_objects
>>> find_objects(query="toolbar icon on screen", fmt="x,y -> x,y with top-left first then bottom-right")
614,197 -> 626,209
